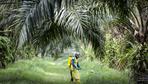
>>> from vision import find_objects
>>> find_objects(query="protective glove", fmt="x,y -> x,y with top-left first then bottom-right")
77,67 -> 81,70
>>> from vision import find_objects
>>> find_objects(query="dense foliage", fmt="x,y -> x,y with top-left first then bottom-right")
0,0 -> 148,84
0,36 -> 13,68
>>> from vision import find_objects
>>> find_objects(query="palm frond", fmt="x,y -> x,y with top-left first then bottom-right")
17,0 -> 105,58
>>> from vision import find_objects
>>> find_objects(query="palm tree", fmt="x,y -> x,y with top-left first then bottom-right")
16,0 -> 105,58
96,0 -> 148,83
15,0 -> 147,57
0,0 -> 105,68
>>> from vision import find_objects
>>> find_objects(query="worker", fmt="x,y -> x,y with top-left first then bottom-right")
68,52 -> 81,84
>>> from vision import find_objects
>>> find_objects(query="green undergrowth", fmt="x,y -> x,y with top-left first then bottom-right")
0,57 -> 132,84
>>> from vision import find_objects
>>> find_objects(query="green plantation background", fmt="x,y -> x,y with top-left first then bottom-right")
0,58 -> 131,84
0,0 -> 148,84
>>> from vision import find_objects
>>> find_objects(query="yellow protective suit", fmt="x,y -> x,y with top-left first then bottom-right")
72,68 -> 80,84
68,55 -> 80,84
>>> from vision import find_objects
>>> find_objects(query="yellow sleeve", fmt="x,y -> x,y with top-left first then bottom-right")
68,56 -> 72,66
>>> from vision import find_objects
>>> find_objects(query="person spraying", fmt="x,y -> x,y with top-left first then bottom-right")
68,52 -> 81,84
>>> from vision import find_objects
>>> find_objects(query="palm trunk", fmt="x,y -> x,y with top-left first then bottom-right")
0,48 -> 6,68
131,44 -> 148,84
131,3 -> 148,83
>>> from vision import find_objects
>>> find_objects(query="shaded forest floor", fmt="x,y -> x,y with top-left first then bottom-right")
0,58 -> 132,84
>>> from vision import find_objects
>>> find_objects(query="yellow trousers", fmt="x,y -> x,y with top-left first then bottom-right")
72,69 -> 80,84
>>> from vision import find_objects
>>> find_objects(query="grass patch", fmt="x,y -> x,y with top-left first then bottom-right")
0,58 -> 132,84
